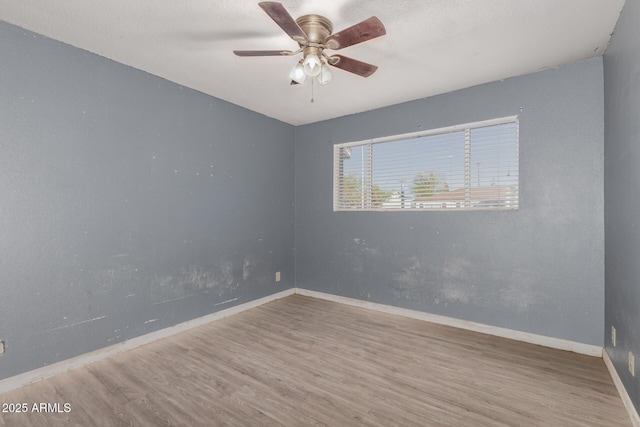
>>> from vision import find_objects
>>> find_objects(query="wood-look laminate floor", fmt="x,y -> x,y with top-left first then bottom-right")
0,295 -> 631,426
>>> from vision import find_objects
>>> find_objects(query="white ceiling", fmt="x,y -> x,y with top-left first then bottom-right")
0,0 -> 625,125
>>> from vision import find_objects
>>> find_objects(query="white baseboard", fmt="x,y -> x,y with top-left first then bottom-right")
0,289 -> 295,396
294,288 -> 603,357
0,287 -> 611,399
603,350 -> 640,427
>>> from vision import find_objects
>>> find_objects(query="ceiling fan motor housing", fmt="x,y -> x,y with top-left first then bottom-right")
296,14 -> 332,56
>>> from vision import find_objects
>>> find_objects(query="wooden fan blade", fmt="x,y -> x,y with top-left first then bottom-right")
329,55 -> 378,77
325,17 -> 386,50
259,2 -> 308,44
233,50 -> 292,56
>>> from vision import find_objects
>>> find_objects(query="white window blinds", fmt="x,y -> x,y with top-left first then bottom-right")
333,117 -> 519,211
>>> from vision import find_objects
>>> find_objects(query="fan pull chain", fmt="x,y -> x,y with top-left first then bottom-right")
310,77 -> 315,103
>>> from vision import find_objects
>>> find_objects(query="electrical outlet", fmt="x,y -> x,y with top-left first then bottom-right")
612,326 -> 617,347
275,271 -> 281,282
0,340 -> 5,356
629,351 -> 635,377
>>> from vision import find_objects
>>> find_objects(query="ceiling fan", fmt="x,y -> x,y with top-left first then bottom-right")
233,2 -> 386,86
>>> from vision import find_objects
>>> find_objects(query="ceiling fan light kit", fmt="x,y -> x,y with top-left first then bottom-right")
289,60 -> 306,84
317,63 -> 332,85
234,2 -> 386,87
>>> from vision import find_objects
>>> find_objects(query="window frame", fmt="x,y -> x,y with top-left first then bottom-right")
333,116 -> 519,212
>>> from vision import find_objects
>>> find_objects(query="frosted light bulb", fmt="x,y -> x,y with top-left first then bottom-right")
303,54 -> 322,77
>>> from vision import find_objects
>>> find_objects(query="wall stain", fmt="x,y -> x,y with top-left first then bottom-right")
437,258 -> 476,304
242,253 -> 272,285
151,293 -> 195,306
214,297 -> 238,306
151,252 -> 270,305
498,268 -> 538,312
389,254 -> 478,305
329,238 -> 387,295
390,255 -> 426,300
93,263 -> 139,295
153,260 -> 238,302
40,315 -> 108,334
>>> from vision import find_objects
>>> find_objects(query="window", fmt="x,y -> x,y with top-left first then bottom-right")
333,117 -> 519,211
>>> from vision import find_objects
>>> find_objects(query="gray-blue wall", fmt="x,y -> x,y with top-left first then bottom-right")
0,21 -> 295,380
295,57 -> 605,346
0,14 -> 614,387
604,0 -> 640,414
